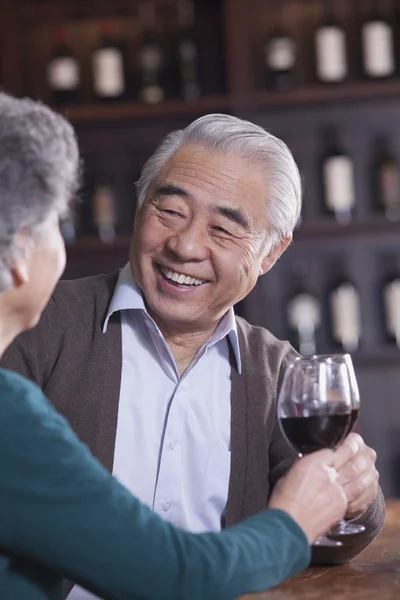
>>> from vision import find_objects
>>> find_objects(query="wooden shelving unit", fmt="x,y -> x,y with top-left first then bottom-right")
252,79 -> 400,110
62,94 -> 232,124
294,216 -> 400,244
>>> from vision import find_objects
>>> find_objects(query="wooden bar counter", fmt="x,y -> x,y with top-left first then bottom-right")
239,500 -> 400,600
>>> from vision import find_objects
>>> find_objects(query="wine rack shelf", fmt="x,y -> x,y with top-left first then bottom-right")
60,79 -> 400,125
294,217 -> 400,244
252,80 -> 400,111
61,94 -> 231,124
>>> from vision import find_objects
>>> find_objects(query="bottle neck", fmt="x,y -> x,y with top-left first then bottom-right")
368,0 -> 382,21
139,1 -> 156,33
177,0 -> 195,29
54,27 -> 68,48
99,20 -> 116,44
321,0 -> 334,25
324,131 -> 342,156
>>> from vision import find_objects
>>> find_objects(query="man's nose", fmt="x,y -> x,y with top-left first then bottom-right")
165,220 -> 209,262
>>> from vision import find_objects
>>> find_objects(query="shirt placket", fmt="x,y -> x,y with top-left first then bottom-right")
153,380 -> 186,524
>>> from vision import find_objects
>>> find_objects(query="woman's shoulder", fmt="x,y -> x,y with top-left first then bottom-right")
0,367 -> 41,395
0,367 -> 88,468
0,367 -> 55,424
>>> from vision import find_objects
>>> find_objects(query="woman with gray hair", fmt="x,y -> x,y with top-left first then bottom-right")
0,92 -> 348,600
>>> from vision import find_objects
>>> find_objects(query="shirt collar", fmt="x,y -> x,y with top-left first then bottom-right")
103,263 -> 144,332
103,263 -> 242,373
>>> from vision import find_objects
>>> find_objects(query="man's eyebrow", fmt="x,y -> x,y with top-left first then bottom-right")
155,184 -> 190,197
214,205 -> 251,230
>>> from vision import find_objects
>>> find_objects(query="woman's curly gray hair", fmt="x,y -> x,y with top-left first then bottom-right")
0,93 -> 80,292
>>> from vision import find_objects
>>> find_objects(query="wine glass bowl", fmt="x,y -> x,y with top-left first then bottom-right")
279,355 -> 352,457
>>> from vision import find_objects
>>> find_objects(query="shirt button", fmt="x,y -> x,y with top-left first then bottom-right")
162,502 -> 171,512
169,440 -> 176,450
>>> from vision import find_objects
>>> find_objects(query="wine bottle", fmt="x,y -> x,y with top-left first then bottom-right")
137,1 -> 164,104
372,137 -> 400,221
287,264 -> 321,356
47,27 -> 80,106
92,176 -> 117,243
321,129 -> 355,223
92,20 -> 126,101
328,264 -> 361,353
314,0 -> 347,83
264,3 -> 296,90
382,256 -> 400,347
361,0 -> 395,79
176,0 -> 201,101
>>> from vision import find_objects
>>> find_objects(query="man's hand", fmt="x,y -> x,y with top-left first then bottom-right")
335,433 -> 379,519
268,449 -> 348,544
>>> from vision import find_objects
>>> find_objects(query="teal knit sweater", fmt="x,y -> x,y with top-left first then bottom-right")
0,368 -> 310,600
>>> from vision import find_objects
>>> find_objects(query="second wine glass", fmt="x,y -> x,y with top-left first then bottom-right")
278,354 -> 352,547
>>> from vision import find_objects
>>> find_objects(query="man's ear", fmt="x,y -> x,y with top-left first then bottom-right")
259,235 -> 292,276
10,260 -> 30,287
9,233 -> 32,287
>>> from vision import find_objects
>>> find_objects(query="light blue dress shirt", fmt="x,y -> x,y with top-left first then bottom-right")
68,263 -> 241,600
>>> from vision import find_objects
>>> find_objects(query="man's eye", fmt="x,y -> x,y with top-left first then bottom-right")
161,209 -> 181,217
213,225 -> 232,236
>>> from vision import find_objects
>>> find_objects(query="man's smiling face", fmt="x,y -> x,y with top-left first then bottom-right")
130,143 -> 280,334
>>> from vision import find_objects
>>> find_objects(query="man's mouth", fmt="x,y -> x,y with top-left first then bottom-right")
158,265 -> 208,287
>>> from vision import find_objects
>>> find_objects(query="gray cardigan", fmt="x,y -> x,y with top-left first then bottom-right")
1,271 -> 385,559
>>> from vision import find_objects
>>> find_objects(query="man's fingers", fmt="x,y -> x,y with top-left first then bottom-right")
346,488 -> 377,517
342,469 -> 379,506
337,453 -> 370,486
333,433 -> 363,471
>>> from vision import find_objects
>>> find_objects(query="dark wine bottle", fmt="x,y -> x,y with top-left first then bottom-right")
314,0 -> 347,83
176,0 -> 200,101
47,27 -> 80,106
328,261 -> 361,353
91,176 -> 117,243
382,255 -> 400,348
264,3 -> 296,90
287,263 -> 321,356
321,128 -> 355,223
372,137 -> 400,221
137,1 -> 164,104
92,20 -> 126,101
361,0 -> 395,79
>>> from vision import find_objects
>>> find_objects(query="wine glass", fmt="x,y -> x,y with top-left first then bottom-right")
278,355 -> 352,547
343,354 -> 361,435
324,354 -> 365,536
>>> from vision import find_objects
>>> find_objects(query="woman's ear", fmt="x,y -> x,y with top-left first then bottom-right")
259,235 -> 292,276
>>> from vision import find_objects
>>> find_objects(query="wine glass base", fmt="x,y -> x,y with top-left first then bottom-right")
327,522 -> 366,537
313,534 -> 342,547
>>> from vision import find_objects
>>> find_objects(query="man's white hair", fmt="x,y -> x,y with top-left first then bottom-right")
136,113 -> 302,248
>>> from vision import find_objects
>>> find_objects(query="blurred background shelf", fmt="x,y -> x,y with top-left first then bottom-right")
294,216 -> 400,243
61,94 -> 232,124
252,79 -> 400,110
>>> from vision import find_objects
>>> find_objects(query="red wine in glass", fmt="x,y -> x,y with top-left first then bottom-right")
348,407 -> 360,433
280,413 -> 350,456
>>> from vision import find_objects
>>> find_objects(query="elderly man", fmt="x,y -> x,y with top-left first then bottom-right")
2,114 -> 384,598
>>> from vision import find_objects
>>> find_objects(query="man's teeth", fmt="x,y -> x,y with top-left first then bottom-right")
160,267 -> 205,286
